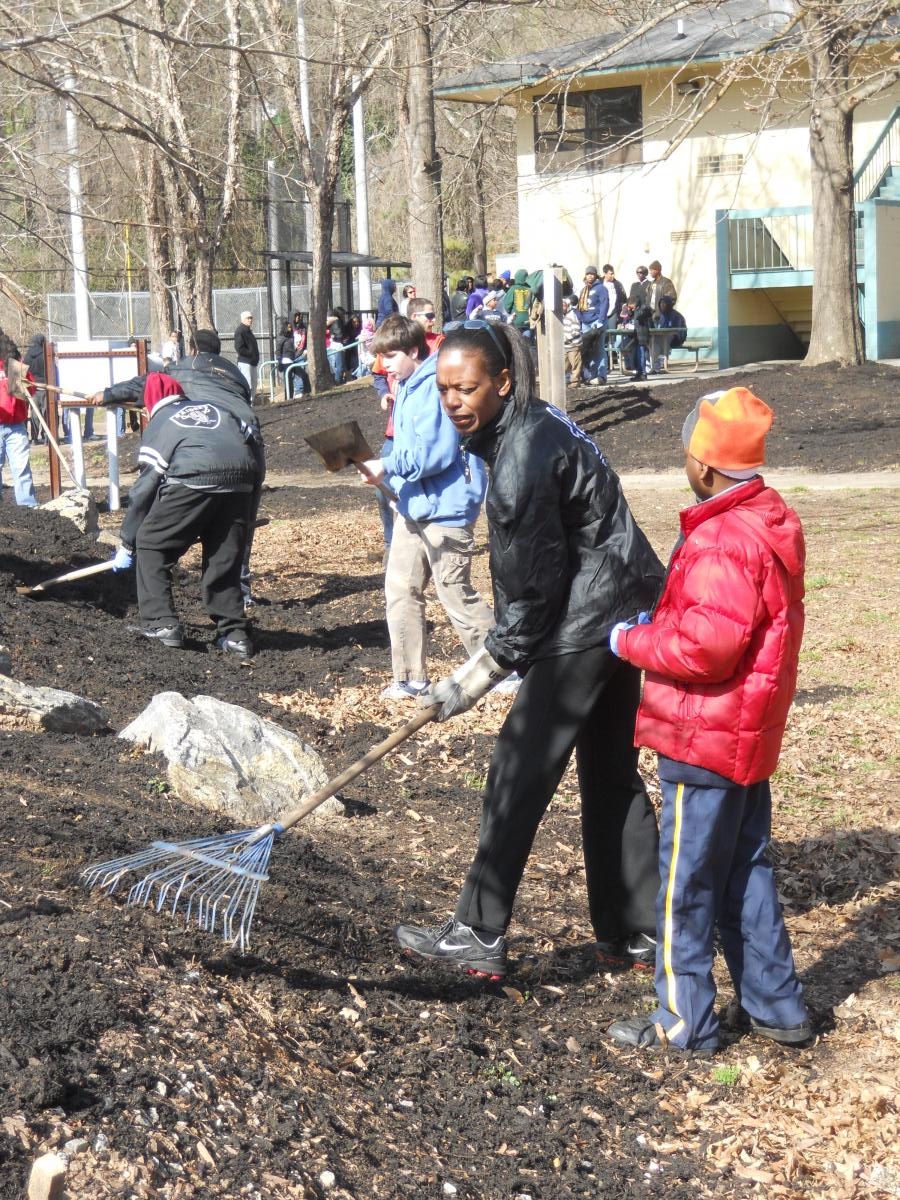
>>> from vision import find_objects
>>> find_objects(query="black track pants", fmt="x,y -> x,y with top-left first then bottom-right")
454,647 -> 659,940
136,482 -> 252,638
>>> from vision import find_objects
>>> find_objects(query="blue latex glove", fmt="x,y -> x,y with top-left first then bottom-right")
111,546 -> 134,572
609,621 -> 633,657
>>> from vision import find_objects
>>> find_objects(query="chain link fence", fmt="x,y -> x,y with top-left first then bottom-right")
46,285 -> 316,354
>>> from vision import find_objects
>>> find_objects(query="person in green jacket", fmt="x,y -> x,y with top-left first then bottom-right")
501,269 -> 533,335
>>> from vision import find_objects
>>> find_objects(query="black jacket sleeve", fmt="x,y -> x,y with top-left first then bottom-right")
101,374 -> 154,408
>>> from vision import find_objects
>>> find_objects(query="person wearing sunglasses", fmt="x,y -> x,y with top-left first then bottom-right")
393,319 -> 664,981
407,296 -> 443,354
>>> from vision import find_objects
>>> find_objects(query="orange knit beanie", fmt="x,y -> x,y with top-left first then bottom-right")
683,387 -> 774,471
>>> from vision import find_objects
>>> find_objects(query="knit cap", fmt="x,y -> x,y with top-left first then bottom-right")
144,371 -> 185,415
682,387 -> 773,476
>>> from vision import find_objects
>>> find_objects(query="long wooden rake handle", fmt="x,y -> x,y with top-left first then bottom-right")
276,704 -> 439,833
24,391 -> 85,490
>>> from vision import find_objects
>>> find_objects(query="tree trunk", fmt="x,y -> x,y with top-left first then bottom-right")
307,188 -> 336,394
404,0 -> 444,321
470,162 -> 488,278
141,153 -> 173,350
804,28 -> 865,365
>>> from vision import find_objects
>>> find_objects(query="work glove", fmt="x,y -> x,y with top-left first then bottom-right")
422,647 -> 510,722
610,611 -> 652,658
111,546 -> 134,572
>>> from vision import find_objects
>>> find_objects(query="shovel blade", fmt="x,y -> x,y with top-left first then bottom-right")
305,421 -> 376,473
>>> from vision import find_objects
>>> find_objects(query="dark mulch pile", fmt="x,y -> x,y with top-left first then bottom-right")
256,358 -> 900,481
0,360 -> 896,1199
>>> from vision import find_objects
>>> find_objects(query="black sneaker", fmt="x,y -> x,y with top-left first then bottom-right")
624,932 -> 657,970
607,1014 -> 717,1058
130,624 -> 184,649
595,932 -> 656,971
750,1016 -> 813,1046
395,917 -> 507,980
216,634 -> 253,660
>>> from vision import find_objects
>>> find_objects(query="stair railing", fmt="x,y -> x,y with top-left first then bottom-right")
854,107 -> 900,203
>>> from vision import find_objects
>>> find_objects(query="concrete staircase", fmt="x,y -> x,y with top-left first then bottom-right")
874,165 -> 900,200
778,300 -> 812,349
763,286 -> 813,351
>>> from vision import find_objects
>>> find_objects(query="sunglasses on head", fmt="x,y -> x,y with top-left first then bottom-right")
443,319 -> 508,362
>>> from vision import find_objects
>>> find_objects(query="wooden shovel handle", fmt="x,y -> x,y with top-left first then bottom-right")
42,382 -> 92,401
277,705 -> 438,832
20,559 -> 117,595
355,460 -> 399,504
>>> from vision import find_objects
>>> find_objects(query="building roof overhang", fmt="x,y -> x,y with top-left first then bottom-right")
436,0 -> 899,104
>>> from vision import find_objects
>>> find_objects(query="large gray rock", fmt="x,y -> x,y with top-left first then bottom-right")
119,692 -> 340,825
41,488 -> 99,538
0,677 -> 109,733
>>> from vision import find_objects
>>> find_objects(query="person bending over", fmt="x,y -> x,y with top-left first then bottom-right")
394,320 -> 664,980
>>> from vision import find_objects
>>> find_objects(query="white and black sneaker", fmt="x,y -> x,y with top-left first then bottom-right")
380,680 -> 430,701
395,917 -> 507,980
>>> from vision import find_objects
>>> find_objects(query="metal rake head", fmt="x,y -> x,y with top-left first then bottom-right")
81,825 -> 278,952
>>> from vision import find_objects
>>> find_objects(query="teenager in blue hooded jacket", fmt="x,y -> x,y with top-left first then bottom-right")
361,315 -> 495,701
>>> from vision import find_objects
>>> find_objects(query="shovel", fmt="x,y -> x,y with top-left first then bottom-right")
17,559 -> 118,596
305,420 -> 398,503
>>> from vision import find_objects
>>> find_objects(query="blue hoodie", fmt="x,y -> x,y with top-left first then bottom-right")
375,279 -> 398,329
383,353 -> 487,526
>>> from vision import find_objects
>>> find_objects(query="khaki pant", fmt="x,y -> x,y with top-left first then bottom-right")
565,346 -> 582,381
385,516 -> 494,684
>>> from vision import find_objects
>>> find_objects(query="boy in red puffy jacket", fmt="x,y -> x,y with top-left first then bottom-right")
606,387 -> 811,1056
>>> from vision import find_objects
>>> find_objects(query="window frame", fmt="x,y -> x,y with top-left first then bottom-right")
532,86 -> 643,175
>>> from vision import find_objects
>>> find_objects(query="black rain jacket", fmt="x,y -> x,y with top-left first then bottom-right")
465,398 -> 664,670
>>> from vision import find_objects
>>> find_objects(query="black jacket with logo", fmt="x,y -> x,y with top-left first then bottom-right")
119,397 -> 261,550
465,399 -> 663,669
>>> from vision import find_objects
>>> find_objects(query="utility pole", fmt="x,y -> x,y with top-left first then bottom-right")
352,78 -> 372,312
64,74 -> 90,342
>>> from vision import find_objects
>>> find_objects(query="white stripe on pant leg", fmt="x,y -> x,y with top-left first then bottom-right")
663,781 -> 686,1042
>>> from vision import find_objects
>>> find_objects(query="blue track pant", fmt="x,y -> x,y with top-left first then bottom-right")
651,765 -> 807,1051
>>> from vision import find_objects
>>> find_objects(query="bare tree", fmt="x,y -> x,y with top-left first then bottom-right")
2,0 -> 246,339
240,0 -> 398,391
399,0 -> 444,314
795,2 -> 898,364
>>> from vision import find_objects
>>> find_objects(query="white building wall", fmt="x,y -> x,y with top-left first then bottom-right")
512,69 -> 899,335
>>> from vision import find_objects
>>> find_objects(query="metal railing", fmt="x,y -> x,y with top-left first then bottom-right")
728,207 -> 866,273
728,209 -> 813,273
854,107 -> 900,203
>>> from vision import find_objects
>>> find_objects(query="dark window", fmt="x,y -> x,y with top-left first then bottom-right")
533,87 -> 642,173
